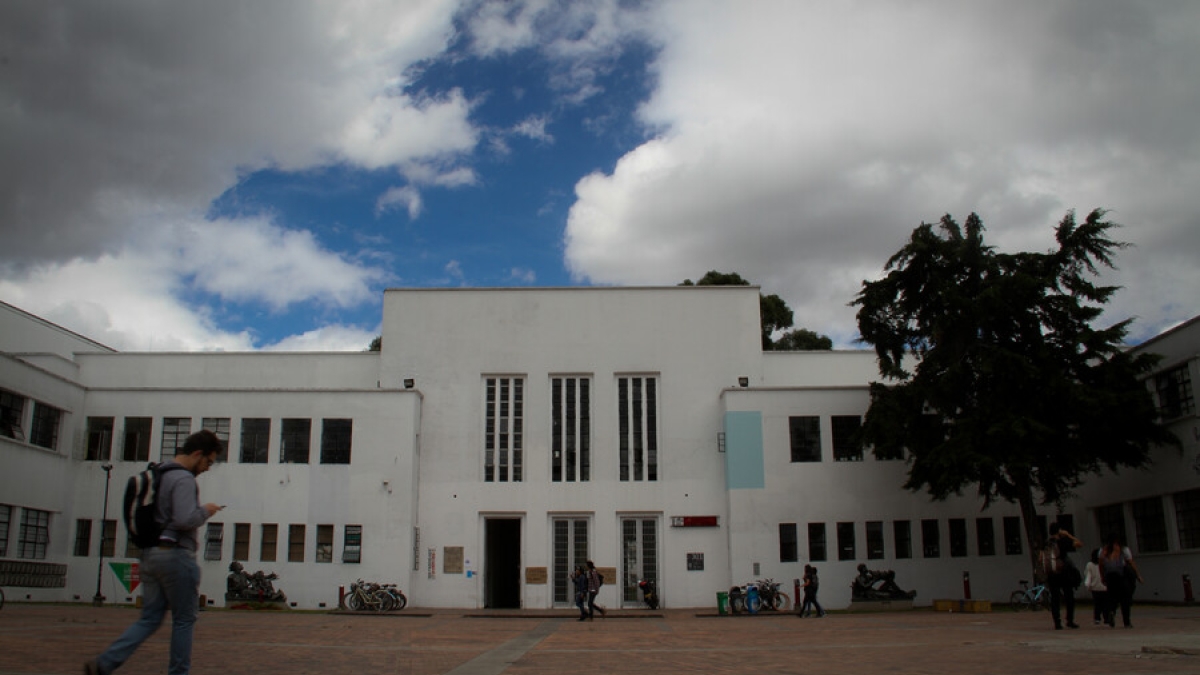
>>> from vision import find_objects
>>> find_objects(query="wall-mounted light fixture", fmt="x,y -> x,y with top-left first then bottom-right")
403,379 -> 415,389
738,377 -> 749,387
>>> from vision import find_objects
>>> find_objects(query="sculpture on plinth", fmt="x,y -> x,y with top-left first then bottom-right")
850,564 -> 916,601
226,561 -> 287,603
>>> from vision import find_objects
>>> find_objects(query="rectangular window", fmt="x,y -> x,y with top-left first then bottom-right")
343,525 -> 363,564
260,524 -> 278,562
893,520 -> 912,559
201,418 -> 230,463
281,418 -> 312,464
949,518 -> 968,557
779,523 -> 798,563
837,522 -> 856,560
204,523 -> 223,561
789,416 -> 821,462
921,519 -> 940,558
30,402 -> 62,450
1003,516 -> 1023,555
618,376 -> 658,481
86,417 -> 114,461
0,390 -> 26,441
551,377 -> 591,482
316,524 -> 334,563
976,518 -> 995,556
553,518 -> 589,604
288,524 -> 305,562
831,415 -> 863,461
320,419 -> 353,464
485,378 -> 524,481
19,508 -> 51,559
866,521 -> 884,560
1155,363 -> 1195,420
807,522 -> 827,562
1132,496 -> 1168,553
101,519 -> 116,557
233,523 -> 251,561
1175,488 -> 1200,550
0,504 -> 10,557
160,417 -> 191,461
240,418 -> 270,464
74,519 -> 92,556
1094,503 -> 1127,550
122,417 -> 152,462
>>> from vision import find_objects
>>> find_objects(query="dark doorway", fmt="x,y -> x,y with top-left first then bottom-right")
485,518 -> 521,608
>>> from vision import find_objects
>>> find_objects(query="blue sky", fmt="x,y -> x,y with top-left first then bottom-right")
2,1 -> 1199,351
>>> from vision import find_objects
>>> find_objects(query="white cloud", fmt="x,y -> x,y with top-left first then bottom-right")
509,267 -> 537,283
264,324 -> 380,352
512,115 -> 554,143
376,186 -> 424,221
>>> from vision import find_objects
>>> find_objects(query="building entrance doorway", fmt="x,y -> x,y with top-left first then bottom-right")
620,516 -> 659,608
484,518 -> 521,608
552,517 -> 590,606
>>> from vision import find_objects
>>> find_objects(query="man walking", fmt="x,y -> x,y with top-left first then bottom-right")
1047,522 -> 1083,630
86,430 -> 224,674
586,560 -> 606,619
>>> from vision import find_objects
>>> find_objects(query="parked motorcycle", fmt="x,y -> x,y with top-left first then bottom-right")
637,579 -> 660,610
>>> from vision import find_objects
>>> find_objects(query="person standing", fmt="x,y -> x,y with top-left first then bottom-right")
1100,533 -> 1144,628
1083,549 -> 1109,626
572,565 -> 589,621
586,560 -> 606,619
1046,522 -> 1082,630
85,430 -> 224,675
798,564 -> 825,617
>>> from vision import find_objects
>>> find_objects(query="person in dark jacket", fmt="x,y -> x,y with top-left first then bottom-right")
798,564 -> 825,617
572,565 -> 589,621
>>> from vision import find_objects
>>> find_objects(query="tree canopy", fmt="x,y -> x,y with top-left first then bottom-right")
681,270 -> 831,350
852,209 -> 1177,572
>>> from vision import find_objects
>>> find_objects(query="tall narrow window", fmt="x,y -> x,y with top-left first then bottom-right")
204,523 -> 223,561
260,524 -> 278,562
0,390 -> 25,441
779,523 -> 798,563
553,518 -> 589,605
316,524 -> 334,563
19,508 -> 51,559
551,377 -> 591,482
101,519 -> 116,557
1174,488 -> 1200,550
484,378 -> 523,481
1094,504 -> 1127,550
618,376 -> 658,481
288,524 -> 305,562
788,416 -> 821,462
866,521 -> 884,560
837,522 -> 856,560
0,504 -> 11,557
321,419 -> 353,464
240,418 -> 270,464
281,418 -> 312,464
921,519 -> 940,558
201,418 -> 230,463
831,415 -> 863,461
30,402 -> 62,450
893,520 -> 912,559
233,523 -> 251,561
160,417 -> 191,461
976,518 -> 996,556
807,522 -> 827,561
74,519 -> 92,556
949,518 -> 968,557
122,417 -> 152,462
343,525 -> 363,563
1132,496 -> 1168,553
86,417 -> 114,461
1003,516 -> 1023,555
1155,363 -> 1195,420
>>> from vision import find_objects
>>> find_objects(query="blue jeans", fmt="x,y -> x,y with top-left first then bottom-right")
97,546 -> 201,675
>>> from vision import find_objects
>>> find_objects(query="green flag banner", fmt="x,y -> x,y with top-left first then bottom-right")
109,562 -> 140,593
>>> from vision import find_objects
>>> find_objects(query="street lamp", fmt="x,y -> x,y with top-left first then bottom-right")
93,463 -> 114,606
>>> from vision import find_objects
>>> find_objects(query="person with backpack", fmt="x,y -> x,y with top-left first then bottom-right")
586,560 -> 606,619
573,565 -> 590,621
85,430 -> 224,675
1100,533 -> 1144,628
1045,522 -> 1083,630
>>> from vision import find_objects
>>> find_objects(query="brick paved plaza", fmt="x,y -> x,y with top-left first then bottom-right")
2,603 -> 1199,675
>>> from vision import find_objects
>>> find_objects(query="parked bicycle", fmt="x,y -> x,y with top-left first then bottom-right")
728,580 -> 790,613
1009,579 -> 1048,611
346,579 -> 407,612
754,578 -> 790,611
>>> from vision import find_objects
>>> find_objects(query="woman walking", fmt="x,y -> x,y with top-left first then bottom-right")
572,565 -> 590,621
798,564 -> 825,618
1099,533 -> 1144,628
1083,549 -> 1109,626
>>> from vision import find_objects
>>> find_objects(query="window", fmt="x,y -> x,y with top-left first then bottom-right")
320,419 -> 353,464
233,523 -> 250,561
204,523 -> 223,561
343,525 -> 363,564
551,377 -> 590,482
1003,516 -> 1023,555
1094,503 -> 1127,549
1175,488 -> 1200,550
74,519 -> 92,556
866,521 -> 884,560
0,390 -> 26,441
976,518 -> 996,556
281,418 -> 311,464
831,415 -> 863,461
316,524 -> 333,563
893,520 -> 912,559
1155,363 -> 1195,420
122,417 -> 152,462
19,508 -> 50,559
807,522 -> 827,561
202,418 -> 230,463
921,519 -> 940,558
789,416 -> 821,462
618,376 -> 657,481
949,518 -> 967,557
101,519 -> 116,558
1132,496 -> 1168,553
30,402 -> 62,450
553,518 -> 588,604
86,417 -> 114,461
0,505 -> 10,557
485,378 -> 524,481
779,523 -> 798,563
160,417 -> 191,461
875,443 -> 904,461
260,524 -> 278,562
240,418 -> 270,464
288,524 -> 305,562
837,522 -> 856,560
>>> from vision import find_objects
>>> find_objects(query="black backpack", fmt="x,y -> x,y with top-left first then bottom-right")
123,464 -> 185,549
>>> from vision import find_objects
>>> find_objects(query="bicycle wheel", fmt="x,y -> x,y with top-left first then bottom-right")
393,591 -> 408,610
775,592 -> 790,611
1009,590 -> 1026,611
1031,589 -> 1047,611
348,592 -> 365,611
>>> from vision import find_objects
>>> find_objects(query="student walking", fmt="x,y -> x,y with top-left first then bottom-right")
1100,533 -> 1144,628
1046,523 -> 1083,630
573,565 -> 590,621
798,564 -> 825,618
1083,549 -> 1109,626
586,560 -> 606,619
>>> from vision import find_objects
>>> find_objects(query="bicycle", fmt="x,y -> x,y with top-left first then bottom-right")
346,579 -> 407,612
755,579 -> 790,611
1009,579 -> 1048,611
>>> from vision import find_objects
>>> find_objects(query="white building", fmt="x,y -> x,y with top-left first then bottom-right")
1,288 -> 1196,609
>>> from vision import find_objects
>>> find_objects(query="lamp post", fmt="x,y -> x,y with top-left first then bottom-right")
93,463 -> 114,606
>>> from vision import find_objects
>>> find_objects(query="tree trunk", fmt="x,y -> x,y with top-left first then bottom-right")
1016,478 -> 1043,582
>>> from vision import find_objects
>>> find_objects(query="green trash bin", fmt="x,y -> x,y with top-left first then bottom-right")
716,591 -> 729,615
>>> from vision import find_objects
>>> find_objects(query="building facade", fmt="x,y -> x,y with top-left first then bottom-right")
0,288 -> 1196,609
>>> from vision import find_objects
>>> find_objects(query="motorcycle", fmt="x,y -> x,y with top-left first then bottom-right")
637,579 -> 660,610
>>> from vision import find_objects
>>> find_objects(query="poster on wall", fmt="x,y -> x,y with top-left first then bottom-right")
444,546 -> 464,574
687,553 -> 704,571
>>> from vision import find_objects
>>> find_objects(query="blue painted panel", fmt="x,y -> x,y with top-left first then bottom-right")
724,411 -> 764,490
